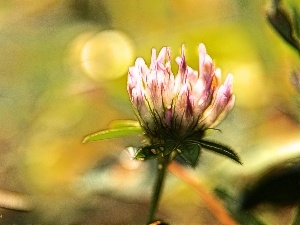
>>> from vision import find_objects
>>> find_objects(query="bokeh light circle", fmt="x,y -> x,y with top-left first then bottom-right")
80,30 -> 135,81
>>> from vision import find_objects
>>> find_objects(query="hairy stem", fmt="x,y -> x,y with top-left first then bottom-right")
146,157 -> 170,224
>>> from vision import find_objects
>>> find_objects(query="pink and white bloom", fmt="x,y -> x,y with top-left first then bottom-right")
127,43 -> 235,141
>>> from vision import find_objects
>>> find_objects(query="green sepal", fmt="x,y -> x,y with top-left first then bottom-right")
82,120 -> 142,143
177,143 -> 201,167
189,139 -> 242,164
134,141 -> 177,160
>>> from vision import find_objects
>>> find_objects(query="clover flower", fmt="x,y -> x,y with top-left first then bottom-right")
83,43 -> 240,225
127,44 -> 237,164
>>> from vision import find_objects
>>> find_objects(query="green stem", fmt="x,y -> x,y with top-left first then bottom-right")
292,203 -> 300,225
146,156 -> 170,224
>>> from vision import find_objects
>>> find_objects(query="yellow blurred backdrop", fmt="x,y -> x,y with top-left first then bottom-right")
0,0 -> 300,224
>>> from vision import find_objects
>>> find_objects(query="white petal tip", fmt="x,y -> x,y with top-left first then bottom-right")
199,43 -> 206,53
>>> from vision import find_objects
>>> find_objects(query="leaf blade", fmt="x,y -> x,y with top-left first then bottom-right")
108,120 -> 141,129
82,126 -> 143,143
190,139 -> 241,164
134,141 -> 179,160
177,143 -> 201,167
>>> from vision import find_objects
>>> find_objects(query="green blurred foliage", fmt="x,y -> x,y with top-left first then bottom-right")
0,0 -> 300,224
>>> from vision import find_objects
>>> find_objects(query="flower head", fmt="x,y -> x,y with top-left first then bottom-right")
128,43 -> 236,163
128,43 -> 234,139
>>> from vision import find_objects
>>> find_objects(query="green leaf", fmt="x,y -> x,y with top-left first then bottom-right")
291,2 -> 300,39
82,126 -> 143,143
177,143 -> 201,167
189,139 -> 242,164
134,141 -> 178,160
266,0 -> 300,53
108,120 -> 141,129
134,144 -> 165,160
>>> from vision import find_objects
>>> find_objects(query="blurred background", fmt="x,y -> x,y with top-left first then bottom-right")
0,0 -> 300,224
